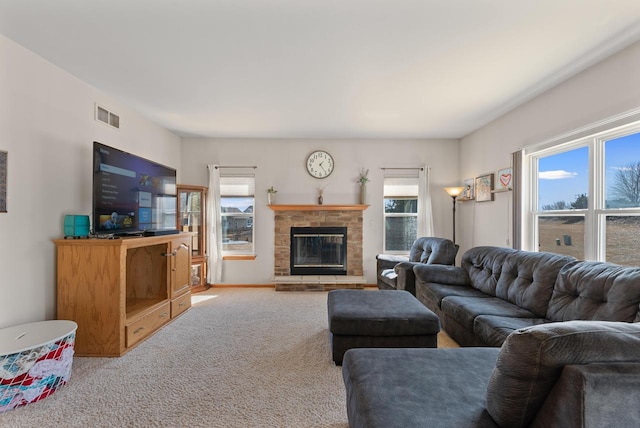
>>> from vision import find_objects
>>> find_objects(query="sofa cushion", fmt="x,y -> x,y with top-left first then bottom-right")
547,261 -> 640,322
416,282 -> 490,320
342,347 -> 501,428
417,282 -> 490,310
495,251 -> 575,317
441,295 -> 538,334
473,315 -> 549,347
486,321 -> 640,428
461,246 -> 518,296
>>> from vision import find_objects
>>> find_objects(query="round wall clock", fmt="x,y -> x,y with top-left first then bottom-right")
306,150 -> 334,179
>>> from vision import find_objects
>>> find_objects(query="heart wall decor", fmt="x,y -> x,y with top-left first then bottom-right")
496,167 -> 512,191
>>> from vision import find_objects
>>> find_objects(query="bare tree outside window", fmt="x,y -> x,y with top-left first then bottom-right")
542,201 -> 569,211
609,161 -> 640,208
541,194 -> 587,211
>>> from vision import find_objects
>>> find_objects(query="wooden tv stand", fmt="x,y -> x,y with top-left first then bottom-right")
54,233 -> 192,357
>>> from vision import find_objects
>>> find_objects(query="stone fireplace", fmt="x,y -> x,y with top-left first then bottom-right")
269,204 -> 368,291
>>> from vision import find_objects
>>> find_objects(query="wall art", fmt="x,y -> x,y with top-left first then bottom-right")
475,173 -> 494,202
461,177 -> 475,200
496,167 -> 513,191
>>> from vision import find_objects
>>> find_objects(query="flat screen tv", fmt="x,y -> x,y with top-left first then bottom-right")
92,141 -> 177,235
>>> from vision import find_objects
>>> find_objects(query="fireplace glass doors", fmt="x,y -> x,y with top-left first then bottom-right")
290,227 -> 347,275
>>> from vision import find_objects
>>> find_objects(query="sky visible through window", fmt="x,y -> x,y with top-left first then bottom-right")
221,197 -> 254,212
538,132 -> 640,209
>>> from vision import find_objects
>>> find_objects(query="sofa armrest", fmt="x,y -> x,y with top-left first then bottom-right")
531,364 -> 640,428
413,264 -> 470,286
377,254 -> 409,266
394,261 -> 418,295
376,254 -> 410,273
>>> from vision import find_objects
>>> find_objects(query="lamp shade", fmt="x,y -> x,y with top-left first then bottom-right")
444,186 -> 465,197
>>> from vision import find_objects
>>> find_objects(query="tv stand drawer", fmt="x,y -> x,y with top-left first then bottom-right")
171,292 -> 191,318
126,302 -> 171,348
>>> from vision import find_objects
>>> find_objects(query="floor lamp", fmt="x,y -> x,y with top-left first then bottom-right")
444,187 -> 465,244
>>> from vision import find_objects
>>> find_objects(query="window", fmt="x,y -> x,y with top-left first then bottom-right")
603,132 -> 640,266
220,176 -> 255,255
535,146 -> 588,259
525,120 -> 640,266
384,176 -> 418,253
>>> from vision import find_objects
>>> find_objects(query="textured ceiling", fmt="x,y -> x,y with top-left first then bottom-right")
1,0 -> 640,139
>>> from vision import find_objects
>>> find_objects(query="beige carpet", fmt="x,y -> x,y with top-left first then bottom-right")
0,288 -> 457,428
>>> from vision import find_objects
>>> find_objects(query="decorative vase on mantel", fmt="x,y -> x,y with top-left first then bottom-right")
357,168 -> 369,205
267,186 -> 277,205
359,183 -> 367,205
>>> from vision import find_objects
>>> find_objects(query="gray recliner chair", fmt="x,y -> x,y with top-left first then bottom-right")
376,237 -> 458,295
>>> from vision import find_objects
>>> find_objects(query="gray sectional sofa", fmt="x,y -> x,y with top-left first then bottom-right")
413,246 -> 640,346
342,321 -> 640,427
342,246 -> 640,427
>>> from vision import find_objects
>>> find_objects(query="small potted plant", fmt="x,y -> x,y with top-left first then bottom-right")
267,186 -> 278,205
358,169 -> 370,184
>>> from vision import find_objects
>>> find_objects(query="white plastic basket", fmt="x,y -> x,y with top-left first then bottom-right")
0,320 -> 77,412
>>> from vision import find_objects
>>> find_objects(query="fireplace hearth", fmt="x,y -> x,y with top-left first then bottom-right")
290,227 -> 347,275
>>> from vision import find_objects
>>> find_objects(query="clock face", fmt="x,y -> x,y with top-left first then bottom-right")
306,150 -> 334,179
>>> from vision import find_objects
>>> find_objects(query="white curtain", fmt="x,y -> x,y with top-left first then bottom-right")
418,166 -> 434,237
207,164 -> 223,284
511,150 -> 523,250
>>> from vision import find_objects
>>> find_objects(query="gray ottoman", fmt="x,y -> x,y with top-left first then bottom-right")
327,289 -> 440,364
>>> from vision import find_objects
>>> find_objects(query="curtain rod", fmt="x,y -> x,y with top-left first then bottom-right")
214,165 -> 257,169
380,167 -> 424,171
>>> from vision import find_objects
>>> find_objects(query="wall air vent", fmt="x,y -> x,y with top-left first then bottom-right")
95,104 -> 120,129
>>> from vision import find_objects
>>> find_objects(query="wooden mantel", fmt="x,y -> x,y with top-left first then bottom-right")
268,204 -> 369,211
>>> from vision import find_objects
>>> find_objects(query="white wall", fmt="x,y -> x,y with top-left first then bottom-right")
457,41 -> 640,256
0,34 -> 181,329
180,138 -> 460,284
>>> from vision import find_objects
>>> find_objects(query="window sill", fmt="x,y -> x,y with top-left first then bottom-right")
223,255 -> 257,261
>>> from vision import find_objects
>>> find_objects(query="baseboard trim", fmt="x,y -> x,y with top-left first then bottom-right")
205,283 -> 378,289
207,283 -> 274,288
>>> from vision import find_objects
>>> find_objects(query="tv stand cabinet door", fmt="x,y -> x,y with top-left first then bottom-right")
171,237 -> 191,299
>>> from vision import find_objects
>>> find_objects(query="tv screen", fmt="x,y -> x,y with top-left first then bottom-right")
92,142 -> 177,235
